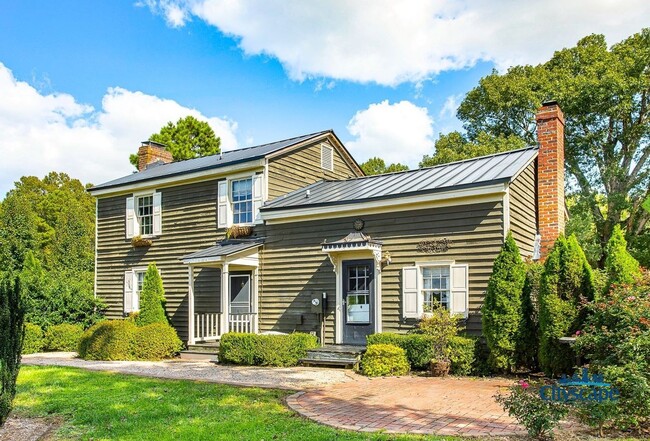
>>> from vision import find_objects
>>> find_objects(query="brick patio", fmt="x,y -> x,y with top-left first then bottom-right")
286,375 -> 527,437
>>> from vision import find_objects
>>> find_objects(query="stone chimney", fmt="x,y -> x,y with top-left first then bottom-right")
137,141 -> 173,172
536,100 -> 565,259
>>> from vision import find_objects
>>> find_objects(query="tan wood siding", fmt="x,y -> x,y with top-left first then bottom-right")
96,180 -> 225,340
267,141 -> 360,200
259,201 -> 504,342
509,161 -> 537,259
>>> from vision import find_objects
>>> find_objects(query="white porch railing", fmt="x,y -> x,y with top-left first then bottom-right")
228,313 -> 257,333
194,313 -> 222,342
193,312 -> 258,342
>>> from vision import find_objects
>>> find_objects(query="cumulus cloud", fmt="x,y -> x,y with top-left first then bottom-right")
346,100 -> 434,168
0,63 -> 237,196
142,0 -> 650,86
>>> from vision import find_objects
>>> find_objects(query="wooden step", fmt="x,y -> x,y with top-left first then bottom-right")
300,357 -> 360,369
180,351 -> 219,361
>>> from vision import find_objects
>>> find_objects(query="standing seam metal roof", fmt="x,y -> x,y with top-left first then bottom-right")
90,130 -> 332,191
262,147 -> 538,211
181,239 -> 264,262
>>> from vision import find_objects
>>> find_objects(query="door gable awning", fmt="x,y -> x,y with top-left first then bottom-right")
182,238 -> 264,265
321,231 -> 382,254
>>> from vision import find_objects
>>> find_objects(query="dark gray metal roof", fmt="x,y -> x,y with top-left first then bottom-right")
181,239 -> 264,263
90,130 -> 331,192
263,147 -> 538,211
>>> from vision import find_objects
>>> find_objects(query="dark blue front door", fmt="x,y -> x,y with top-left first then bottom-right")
342,260 -> 374,345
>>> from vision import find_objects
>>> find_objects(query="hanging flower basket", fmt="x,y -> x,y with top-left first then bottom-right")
131,235 -> 153,247
226,225 -> 253,239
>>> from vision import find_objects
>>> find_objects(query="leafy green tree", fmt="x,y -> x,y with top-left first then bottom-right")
130,116 -> 221,167
359,157 -> 409,175
538,235 -> 597,376
605,224 -> 641,287
136,263 -> 167,327
420,131 -> 526,167
0,277 -> 24,425
482,233 -> 526,373
516,262 -> 543,371
425,30 -> 650,266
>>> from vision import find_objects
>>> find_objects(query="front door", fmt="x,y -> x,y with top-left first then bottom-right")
342,260 -> 374,345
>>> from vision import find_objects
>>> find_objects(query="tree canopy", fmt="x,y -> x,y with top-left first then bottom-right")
359,157 -> 409,175
422,29 -> 650,266
129,116 -> 221,168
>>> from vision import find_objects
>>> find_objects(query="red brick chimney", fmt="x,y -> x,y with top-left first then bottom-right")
536,100 -> 565,259
138,141 -> 173,172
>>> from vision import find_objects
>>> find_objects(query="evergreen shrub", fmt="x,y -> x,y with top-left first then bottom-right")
219,333 -> 318,367
22,323 -> 44,355
605,225 -> 642,288
135,263 -> 167,327
45,323 -> 84,351
132,323 -> 183,360
78,320 -> 137,361
0,277 -> 24,425
361,344 -> 410,377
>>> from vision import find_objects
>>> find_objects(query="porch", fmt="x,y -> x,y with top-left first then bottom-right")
182,238 -> 264,345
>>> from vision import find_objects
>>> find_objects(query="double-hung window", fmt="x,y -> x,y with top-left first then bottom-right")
231,178 -> 253,224
136,195 -> 154,236
125,192 -> 162,238
402,262 -> 468,319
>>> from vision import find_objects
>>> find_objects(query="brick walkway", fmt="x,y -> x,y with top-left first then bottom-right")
286,376 -> 527,437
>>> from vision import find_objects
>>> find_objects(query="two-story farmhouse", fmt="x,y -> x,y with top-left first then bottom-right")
89,101 -> 566,347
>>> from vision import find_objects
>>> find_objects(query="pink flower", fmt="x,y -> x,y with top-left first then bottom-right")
519,380 -> 530,389
575,330 -> 582,336
627,296 -> 636,301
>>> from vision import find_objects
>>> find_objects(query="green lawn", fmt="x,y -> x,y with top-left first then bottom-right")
13,366 -> 460,441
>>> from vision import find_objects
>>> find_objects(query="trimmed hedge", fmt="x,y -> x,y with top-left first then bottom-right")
45,323 -> 84,351
78,320 -> 138,361
362,344 -> 410,377
22,323 -> 44,354
132,323 -> 183,360
367,333 -> 476,375
219,332 -> 318,367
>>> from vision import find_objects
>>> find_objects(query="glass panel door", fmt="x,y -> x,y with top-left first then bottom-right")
229,274 -> 251,314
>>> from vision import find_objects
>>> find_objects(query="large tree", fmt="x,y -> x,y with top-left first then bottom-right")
425,29 -> 650,266
360,157 -> 408,175
420,131 -> 526,167
129,116 -> 221,167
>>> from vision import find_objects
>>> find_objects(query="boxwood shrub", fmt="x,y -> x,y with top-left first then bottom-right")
361,344 -> 409,377
78,320 -> 138,360
132,323 -> 183,360
22,323 -> 44,354
219,332 -> 318,367
45,323 -> 84,351
367,332 -> 477,375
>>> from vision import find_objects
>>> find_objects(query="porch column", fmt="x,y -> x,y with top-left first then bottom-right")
187,265 -> 195,345
252,268 -> 259,333
220,262 -> 229,335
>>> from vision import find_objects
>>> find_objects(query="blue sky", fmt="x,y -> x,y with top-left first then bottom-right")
0,1 -> 647,196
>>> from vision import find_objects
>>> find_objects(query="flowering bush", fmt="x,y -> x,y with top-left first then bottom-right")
495,380 -> 568,439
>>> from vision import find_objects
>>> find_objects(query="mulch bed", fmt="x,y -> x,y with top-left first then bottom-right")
0,416 -> 61,441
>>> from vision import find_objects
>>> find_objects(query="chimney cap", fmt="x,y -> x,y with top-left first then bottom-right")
141,140 -> 167,148
541,99 -> 559,107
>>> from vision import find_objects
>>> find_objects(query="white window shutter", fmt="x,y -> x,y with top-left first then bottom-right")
217,181 -> 228,228
152,191 -> 162,236
402,266 -> 419,318
252,174 -> 263,223
450,264 -> 469,317
124,270 -> 134,314
125,197 -> 135,238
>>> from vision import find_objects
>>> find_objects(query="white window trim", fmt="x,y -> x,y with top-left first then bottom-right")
124,266 -> 147,314
218,170 -> 265,229
126,190 -> 162,239
402,260 -> 469,319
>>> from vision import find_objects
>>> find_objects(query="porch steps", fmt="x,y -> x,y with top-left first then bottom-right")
300,345 -> 365,369
180,342 -> 220,361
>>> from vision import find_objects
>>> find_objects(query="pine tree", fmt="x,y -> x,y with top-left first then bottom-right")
538,235 -> 596,376
605,224 -> 641,287
482,232 -> 526,373
0,277 -> 24,425
135,263 -> 167,327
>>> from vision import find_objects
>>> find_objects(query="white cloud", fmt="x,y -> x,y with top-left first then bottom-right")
0,63 -> 238,196
346,100 -> 434,168
439,94 -> 462,120
143,0 -> 650,86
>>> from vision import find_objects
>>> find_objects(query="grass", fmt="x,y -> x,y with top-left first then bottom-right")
13,366 -> 461,441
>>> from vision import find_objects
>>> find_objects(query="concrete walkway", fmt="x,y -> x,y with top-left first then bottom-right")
287,376 -> 527,437
21,352 -> 357,390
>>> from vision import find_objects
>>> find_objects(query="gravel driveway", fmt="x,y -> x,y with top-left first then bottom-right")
21,352 -> 359,390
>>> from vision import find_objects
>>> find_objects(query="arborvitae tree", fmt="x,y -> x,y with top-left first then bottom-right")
605,224 -> 641,287
538,234 -> 597,376
135,263 -> 167,327
0,277 -> 24,426
482,232 -> 526,373
516,262 -> 543,371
